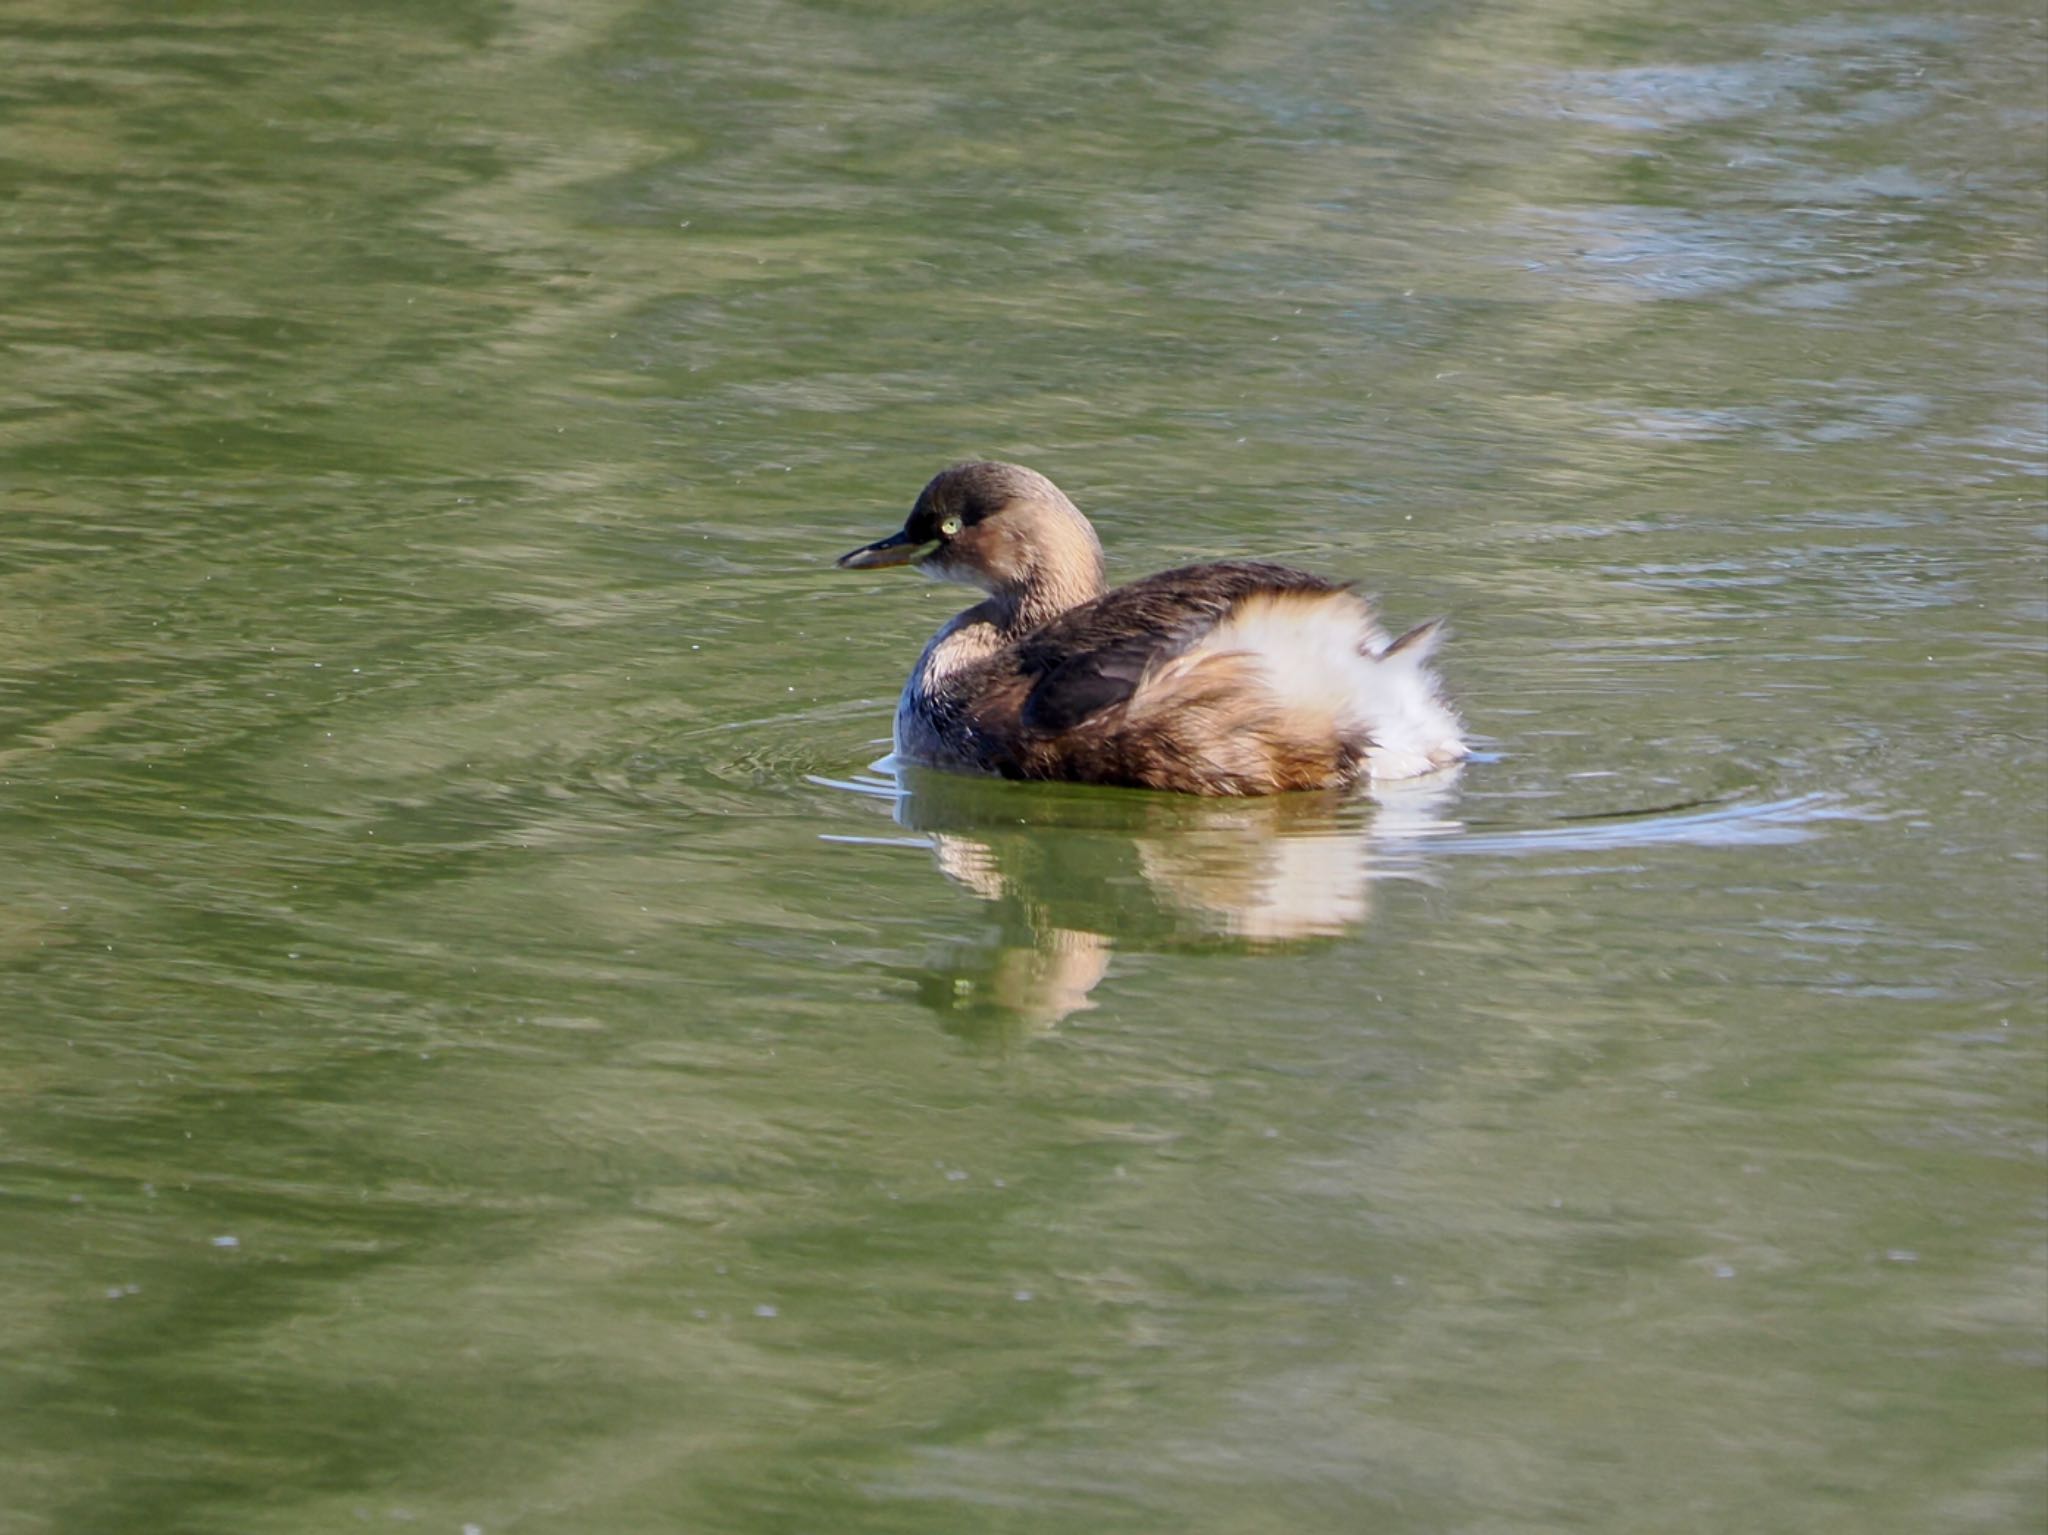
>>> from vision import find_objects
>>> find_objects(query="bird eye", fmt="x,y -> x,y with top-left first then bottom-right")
939,516 -> 962,537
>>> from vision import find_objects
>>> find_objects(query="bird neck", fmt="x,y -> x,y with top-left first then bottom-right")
991,534 -> 1106,636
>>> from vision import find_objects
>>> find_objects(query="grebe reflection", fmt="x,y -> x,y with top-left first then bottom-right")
872,764 -> 1461,1035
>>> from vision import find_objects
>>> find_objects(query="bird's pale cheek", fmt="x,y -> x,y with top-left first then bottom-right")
918,548 -> 982,590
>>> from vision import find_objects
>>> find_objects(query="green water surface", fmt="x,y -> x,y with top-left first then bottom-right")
2,1 -> 2044,1531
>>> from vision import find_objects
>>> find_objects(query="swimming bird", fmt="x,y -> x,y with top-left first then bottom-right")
837,462 -> 1466,796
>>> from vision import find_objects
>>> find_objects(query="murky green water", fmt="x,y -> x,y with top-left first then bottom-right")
3,1 -> 2044,1531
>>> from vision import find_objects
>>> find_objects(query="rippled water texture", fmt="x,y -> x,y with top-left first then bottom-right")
2,1 -> 2043,1531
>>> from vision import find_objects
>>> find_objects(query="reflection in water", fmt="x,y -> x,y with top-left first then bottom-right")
836,765 -> 1463,1033
821,766 -> 1858,1036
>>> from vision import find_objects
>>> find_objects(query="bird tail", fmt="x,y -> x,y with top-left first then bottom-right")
1135,592 -> 1466,785
1355,617 -> 1466,779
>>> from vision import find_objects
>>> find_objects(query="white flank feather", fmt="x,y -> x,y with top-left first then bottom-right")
1180,593 -> 1467,780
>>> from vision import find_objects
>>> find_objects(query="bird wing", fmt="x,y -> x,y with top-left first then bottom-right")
1014,562 -> 1344,734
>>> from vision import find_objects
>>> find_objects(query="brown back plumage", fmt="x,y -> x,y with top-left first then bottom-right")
964,565 -> 1379,795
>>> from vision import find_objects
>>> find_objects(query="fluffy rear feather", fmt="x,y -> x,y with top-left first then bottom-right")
1356,615 -> 1466,779
1127,590 -> 1465,784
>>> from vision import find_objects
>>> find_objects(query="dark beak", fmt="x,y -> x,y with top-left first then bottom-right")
837,529 -> 934,570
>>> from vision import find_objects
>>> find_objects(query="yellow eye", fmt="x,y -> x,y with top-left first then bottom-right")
939,516 -> 962,537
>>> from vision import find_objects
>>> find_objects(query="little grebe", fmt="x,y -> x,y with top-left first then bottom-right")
838,462 -> 1466,796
